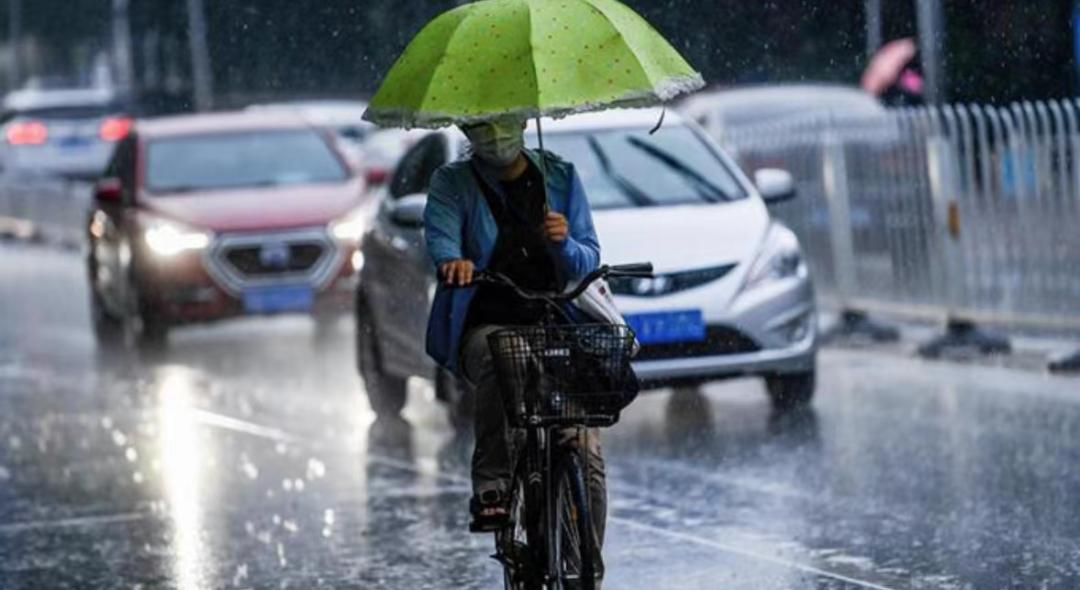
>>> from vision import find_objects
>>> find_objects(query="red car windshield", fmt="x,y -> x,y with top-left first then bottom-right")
146,129 -> 348,193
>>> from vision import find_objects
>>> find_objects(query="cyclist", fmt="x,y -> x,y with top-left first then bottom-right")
423,116 -> 606,539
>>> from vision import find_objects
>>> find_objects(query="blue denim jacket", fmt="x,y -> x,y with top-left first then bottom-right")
424,148 -> 601,372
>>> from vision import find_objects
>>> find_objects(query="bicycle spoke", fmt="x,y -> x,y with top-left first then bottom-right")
552,450 -> 595,590
559,477 -> 583,576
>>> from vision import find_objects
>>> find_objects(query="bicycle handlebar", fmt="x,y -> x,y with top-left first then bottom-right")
455,262 -> 654,302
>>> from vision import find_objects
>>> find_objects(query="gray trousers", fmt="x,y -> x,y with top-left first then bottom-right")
460,325 -> 607,547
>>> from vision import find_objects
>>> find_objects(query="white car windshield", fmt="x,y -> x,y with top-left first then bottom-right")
540,125 -> 746,209
146,129 -> 348,193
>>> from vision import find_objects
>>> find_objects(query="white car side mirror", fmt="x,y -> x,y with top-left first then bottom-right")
754,168 -> 796,204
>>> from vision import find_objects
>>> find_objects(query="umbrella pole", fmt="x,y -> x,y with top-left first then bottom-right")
536,115 -> 550,213
535,116 -> 546,177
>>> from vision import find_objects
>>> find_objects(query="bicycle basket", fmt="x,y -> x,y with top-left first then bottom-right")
488,324 -> 639,426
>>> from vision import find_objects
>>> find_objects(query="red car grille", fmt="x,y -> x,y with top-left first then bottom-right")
223,243 -> 324,277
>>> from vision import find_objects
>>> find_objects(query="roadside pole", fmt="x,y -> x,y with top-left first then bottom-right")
7,0 -> 21,90
915,0 -> 946,104
186,0 -> 214,111
864,0 -> 882,59
111,0 -> 135,94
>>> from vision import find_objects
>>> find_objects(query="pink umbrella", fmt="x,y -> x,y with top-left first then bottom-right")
861,38 -> 918,97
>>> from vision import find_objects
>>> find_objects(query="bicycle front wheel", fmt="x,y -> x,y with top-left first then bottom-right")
497,477 -> 543,590
552,449 -> 599,590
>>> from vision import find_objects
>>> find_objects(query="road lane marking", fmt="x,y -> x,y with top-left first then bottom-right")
191,409 -> 302,443
188,410 -> 902,589
610,518 -> 899,590
367,454 -> 470,485
0,511 -> 148,534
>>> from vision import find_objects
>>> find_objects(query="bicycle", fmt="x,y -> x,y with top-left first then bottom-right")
461,262 -> 653,590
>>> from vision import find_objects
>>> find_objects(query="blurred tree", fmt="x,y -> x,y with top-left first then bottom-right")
946,0 -> 1076,103
0,0 -> 107,85
4,0 -> 1076,111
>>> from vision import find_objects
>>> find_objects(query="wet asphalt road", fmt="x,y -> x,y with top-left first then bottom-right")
2,243 -> 1080,589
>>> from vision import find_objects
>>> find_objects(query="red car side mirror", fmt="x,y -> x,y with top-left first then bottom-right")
94,178 -> 123,204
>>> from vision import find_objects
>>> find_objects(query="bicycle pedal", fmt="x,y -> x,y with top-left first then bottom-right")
470,520 -> 502,533
470,514 -> 513,533
492,545 -> 541,585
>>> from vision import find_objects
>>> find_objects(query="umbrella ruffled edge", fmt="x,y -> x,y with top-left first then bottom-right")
362,72 -> 705,130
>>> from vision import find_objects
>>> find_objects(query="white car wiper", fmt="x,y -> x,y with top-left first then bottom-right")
586,136 -> 655,207
626,136 -> 732,203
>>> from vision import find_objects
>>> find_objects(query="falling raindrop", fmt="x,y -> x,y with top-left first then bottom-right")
232,564 -> 249,585
306,458 -> 327,480
241,455 -> 259,479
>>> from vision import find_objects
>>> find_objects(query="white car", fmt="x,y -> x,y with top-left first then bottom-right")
678,83 -> 884,147
246,100 -> 374,169
354,108 -> 817,420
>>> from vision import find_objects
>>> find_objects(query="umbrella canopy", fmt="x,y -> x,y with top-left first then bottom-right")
363,0 -> 704,129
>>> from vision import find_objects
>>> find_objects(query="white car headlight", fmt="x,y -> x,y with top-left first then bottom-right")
742,223 -> 805,292
143,218 -> 211,257
329,206 -> 369,242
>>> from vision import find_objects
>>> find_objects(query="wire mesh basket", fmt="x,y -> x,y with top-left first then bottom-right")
488,324 -> 638,426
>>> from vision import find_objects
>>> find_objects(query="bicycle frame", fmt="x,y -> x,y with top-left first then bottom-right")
452,262 -> 653,589
503,413 -> 591,588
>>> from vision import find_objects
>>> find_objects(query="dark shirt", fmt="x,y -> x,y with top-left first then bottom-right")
465,160 -> 560,329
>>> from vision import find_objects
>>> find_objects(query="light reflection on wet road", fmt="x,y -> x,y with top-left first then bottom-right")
2,244 -> 1079,589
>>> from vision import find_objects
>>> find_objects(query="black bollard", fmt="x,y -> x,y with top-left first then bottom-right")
917,318 -> 1011,359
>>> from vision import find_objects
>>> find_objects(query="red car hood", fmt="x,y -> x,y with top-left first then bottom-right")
141,179 -> 366,233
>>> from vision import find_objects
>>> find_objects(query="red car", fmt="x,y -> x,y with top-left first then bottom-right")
86,110 -> 369,348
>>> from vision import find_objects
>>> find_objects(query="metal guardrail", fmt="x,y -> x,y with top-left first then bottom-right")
0,175 -> 91,248
724,100 -> 1080,362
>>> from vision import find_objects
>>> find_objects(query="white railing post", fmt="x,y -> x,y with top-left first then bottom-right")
822,132 -> 857,301
819,119 -> 899,342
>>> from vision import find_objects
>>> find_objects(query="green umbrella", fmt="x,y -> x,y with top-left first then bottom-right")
362,0 -> 704,130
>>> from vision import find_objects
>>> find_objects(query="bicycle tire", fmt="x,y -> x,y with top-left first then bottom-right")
497,473 -> 544,590
552,449 -> 598,590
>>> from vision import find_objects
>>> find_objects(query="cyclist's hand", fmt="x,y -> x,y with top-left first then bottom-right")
543,212 -> 569,243
439,259 -> 475,286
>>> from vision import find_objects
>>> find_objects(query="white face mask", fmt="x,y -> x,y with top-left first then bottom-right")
465,120 -> 525,168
